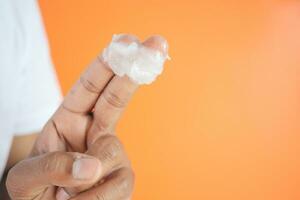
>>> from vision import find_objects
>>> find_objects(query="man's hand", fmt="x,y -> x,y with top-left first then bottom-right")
6,34 -> 168,200
6,135 -> 134,200
33,34 -> 141,156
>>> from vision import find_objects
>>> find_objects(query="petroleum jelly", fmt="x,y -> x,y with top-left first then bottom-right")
102,34 -> 170,84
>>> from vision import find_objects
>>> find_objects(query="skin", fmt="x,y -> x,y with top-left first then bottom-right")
5,34 -> 168,200
0,134 -> 37,200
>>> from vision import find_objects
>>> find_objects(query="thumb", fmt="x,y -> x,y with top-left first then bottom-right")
6,151 -> 102,199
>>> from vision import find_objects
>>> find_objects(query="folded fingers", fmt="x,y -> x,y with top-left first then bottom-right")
71,167 -> 134,200
62,135 -> 131,198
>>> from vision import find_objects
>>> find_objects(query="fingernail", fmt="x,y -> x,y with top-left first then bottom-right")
56,188 -> 70,200
72,157 -> 101,180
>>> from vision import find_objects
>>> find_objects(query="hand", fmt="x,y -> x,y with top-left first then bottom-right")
6,34 -> 168,200
6,135 -> 133,200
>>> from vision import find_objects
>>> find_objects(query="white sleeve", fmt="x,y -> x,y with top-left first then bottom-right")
12,1 -> 62,135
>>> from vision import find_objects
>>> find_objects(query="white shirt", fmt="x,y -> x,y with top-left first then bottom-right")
0,0 -> 61,177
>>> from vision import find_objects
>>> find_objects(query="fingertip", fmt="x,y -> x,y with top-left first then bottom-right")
142,35 -> 169,56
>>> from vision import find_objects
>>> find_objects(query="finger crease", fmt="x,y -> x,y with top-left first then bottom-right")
103,90 -> 126,109
51,119 -> 75,152
61,104 -> 89,115
80,76 -> 101,94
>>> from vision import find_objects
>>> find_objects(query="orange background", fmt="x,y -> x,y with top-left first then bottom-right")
39,0 -> 300,199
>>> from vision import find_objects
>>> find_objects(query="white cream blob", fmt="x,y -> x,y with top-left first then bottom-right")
102,34 -> 170,85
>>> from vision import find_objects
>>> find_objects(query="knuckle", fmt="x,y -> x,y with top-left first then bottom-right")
103,136 -> 123,160
91,167 -> 135,200
101,144 -> 120,163
97,135 -> 123,152
95,135 -> 124,166
113,168 -> 135,197
103,88 -> 127,109
95,193 -> 107,200
104,135 -> 123,149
